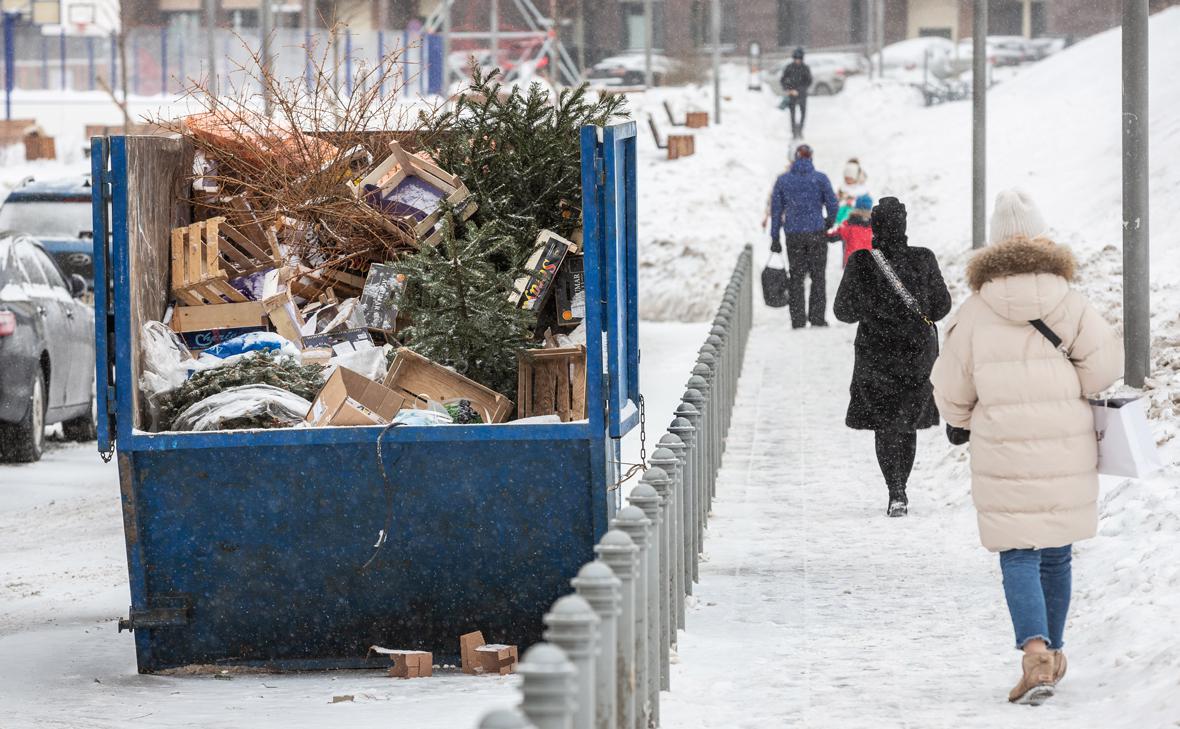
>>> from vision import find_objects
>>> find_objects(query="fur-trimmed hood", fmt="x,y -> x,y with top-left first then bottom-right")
968,237 -> 1078,322
967,236 -> 1076,291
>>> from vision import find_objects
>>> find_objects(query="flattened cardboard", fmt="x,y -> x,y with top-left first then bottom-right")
306,367 -> 404,427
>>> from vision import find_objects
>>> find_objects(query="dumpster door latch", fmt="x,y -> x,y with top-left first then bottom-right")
118,594 -> 193,632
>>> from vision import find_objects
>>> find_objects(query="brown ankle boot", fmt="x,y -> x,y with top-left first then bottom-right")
1008,652 -> 1056,705
1052,650 -> 1067,685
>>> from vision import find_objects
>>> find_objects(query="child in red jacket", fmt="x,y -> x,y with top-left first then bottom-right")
834,194 -> 874,267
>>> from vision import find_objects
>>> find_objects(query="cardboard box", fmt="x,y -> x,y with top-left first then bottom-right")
302,328 -> 374,355
476,644 -> 518,675
510,230 -> 578,312
459,631 -> 486,675
306,367 -> 404,427
367,646 -> 434,679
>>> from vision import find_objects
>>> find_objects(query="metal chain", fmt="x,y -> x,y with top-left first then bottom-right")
99,447 -> 114,464
607,395 -> 649,491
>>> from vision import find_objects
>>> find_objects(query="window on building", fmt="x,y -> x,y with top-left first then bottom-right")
1030,1 -> 1048,36
690,0 -> 737,48
849,0 -> 868,45
918,27 -> 953,39
777,0 -> 810,48
988,1 -> 1023,35
622,2 -> 666,51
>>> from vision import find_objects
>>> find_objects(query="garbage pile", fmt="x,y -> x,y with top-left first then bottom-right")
141,70 -> 626,432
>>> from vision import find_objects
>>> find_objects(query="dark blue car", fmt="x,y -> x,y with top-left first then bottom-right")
0,176 -> 95,291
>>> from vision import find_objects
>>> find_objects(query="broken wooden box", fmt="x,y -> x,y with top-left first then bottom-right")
171,217 -> 281,306
383,348 -> 513,425
359,140 -> 475,247
517,346 -> 587,422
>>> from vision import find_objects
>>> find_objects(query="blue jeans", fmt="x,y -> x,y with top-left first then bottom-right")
999,545 -> 1072,650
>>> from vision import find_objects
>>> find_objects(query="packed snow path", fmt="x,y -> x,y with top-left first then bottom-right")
659,307 -> 1141,729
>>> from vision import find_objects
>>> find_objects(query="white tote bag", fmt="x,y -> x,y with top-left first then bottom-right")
1090,398 -> 1163,478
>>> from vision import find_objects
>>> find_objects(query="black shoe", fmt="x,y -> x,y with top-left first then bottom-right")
887,488 -> 908,517
810,320 -> 829,327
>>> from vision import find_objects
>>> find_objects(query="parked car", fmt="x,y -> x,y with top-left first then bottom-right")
956,37 -> 1024,67
764,54 -> 849,96
587,53 -> 677,87
0,176 -> 95,292
0,233 -> 96,462
880,37 -> 956,78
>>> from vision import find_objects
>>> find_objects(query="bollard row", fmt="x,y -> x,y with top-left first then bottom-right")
478,246 -> 754,729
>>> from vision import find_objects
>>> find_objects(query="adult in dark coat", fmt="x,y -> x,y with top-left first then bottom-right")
780,47 -> 812,139
834,196 -> 951,517
770,145 -> 838,328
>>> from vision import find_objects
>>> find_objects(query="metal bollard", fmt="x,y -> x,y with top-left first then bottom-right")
481,709 -> 538,729
639,467 -> 673,692
648,446 -> 683,634
628,481 -> 663,726
595,530 -> 638,729
704,334 -> 727,436
671,407 -> 699,584
682,388 -> 707,551
691,362 -> 718,503
611,506 -> 652,729
520,643 -> 578,729
572,561 -> 621,729
658,431 -> 690,615
686,373 -> 713,510
543,595 -> 601,729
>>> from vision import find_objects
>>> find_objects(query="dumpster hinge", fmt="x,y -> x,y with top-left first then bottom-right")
118,594 -> 193,632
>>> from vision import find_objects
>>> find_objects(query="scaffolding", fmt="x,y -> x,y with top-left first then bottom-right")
423,0 -> 582,87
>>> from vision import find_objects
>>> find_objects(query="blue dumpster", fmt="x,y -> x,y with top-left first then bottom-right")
91,123 -> 641,672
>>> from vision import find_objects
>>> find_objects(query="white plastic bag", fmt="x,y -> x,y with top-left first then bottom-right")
325,346 -> 389,383
1091,397 -> 1163,478
139,321 -> 195,430
170,384 -> 312,432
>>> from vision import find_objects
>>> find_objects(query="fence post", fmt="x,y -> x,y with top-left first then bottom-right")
480,709 -> 538,729
684,375 -> 707,504
696,354 -> 721,484
648,446 -> 683,633
160,26 -> 168,96
639,467 -> 672,692
519,643 -> 578,729
572,561 -> 620,729
681,390 -> 706,553
669,411 -> 698,586
611,506 -> 651,729
705,334 -> 725,431
87,35 -> 96,91
628,480 -> 663,724
543,595 -> 600,729
595,530 -> 638,729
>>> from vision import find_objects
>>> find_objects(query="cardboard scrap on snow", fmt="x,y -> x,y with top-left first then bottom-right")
459,631 -> 486,675
475,644 -> 519,675
369,646 -> 434,679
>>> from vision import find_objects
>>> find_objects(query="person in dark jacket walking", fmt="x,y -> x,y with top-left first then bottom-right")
780,47 -> 812,139
834,197 -> 952,516
770,144 -> 839,328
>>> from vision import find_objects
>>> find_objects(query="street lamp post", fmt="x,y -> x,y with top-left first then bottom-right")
1122,0 -> 1150,387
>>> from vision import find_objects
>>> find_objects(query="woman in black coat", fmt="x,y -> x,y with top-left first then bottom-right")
834,197 -> 952,517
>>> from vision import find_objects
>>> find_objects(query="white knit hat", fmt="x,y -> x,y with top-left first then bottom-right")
989,188 -> 1048,245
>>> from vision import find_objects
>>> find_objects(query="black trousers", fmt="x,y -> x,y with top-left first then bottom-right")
788,93 -> 808,135
785,232 -> 828,327
874,431 -> 917,491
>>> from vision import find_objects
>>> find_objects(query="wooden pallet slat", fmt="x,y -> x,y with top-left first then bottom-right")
517,346 -> 587,422
171,216 -> 278,306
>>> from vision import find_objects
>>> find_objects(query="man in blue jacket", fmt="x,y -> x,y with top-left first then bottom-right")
770,144 -> 839,328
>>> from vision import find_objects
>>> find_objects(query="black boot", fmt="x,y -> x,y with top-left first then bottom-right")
887,486 -> 908,517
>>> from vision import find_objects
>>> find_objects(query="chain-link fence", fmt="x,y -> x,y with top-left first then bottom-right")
2,22 -> 443,97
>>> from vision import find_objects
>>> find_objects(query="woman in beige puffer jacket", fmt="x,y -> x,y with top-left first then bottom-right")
930,189 -> 1123,706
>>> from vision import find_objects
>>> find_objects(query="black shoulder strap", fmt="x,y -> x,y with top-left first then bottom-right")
1029,319 -> 1068,356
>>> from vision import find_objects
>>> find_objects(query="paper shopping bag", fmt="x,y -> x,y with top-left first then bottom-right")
1090,397 -> 1163,479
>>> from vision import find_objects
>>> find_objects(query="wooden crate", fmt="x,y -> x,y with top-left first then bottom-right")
685,111 -> 710,129
517,346 -> 587,422
383,348 -> 513,424
667,134 -> 695,161
359,140 -> 476,247
24,133 -> 56,161
170,217 -> 281,306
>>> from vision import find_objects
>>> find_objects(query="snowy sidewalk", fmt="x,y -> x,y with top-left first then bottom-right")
659,305 -> 1136,729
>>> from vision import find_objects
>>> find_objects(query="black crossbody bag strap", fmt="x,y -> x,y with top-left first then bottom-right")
1029,319 -> 1071,358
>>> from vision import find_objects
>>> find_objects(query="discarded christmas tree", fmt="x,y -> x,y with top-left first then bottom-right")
396,208 -> 533,398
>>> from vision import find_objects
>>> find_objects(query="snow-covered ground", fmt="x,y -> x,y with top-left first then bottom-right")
3,8 -> 1180,727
